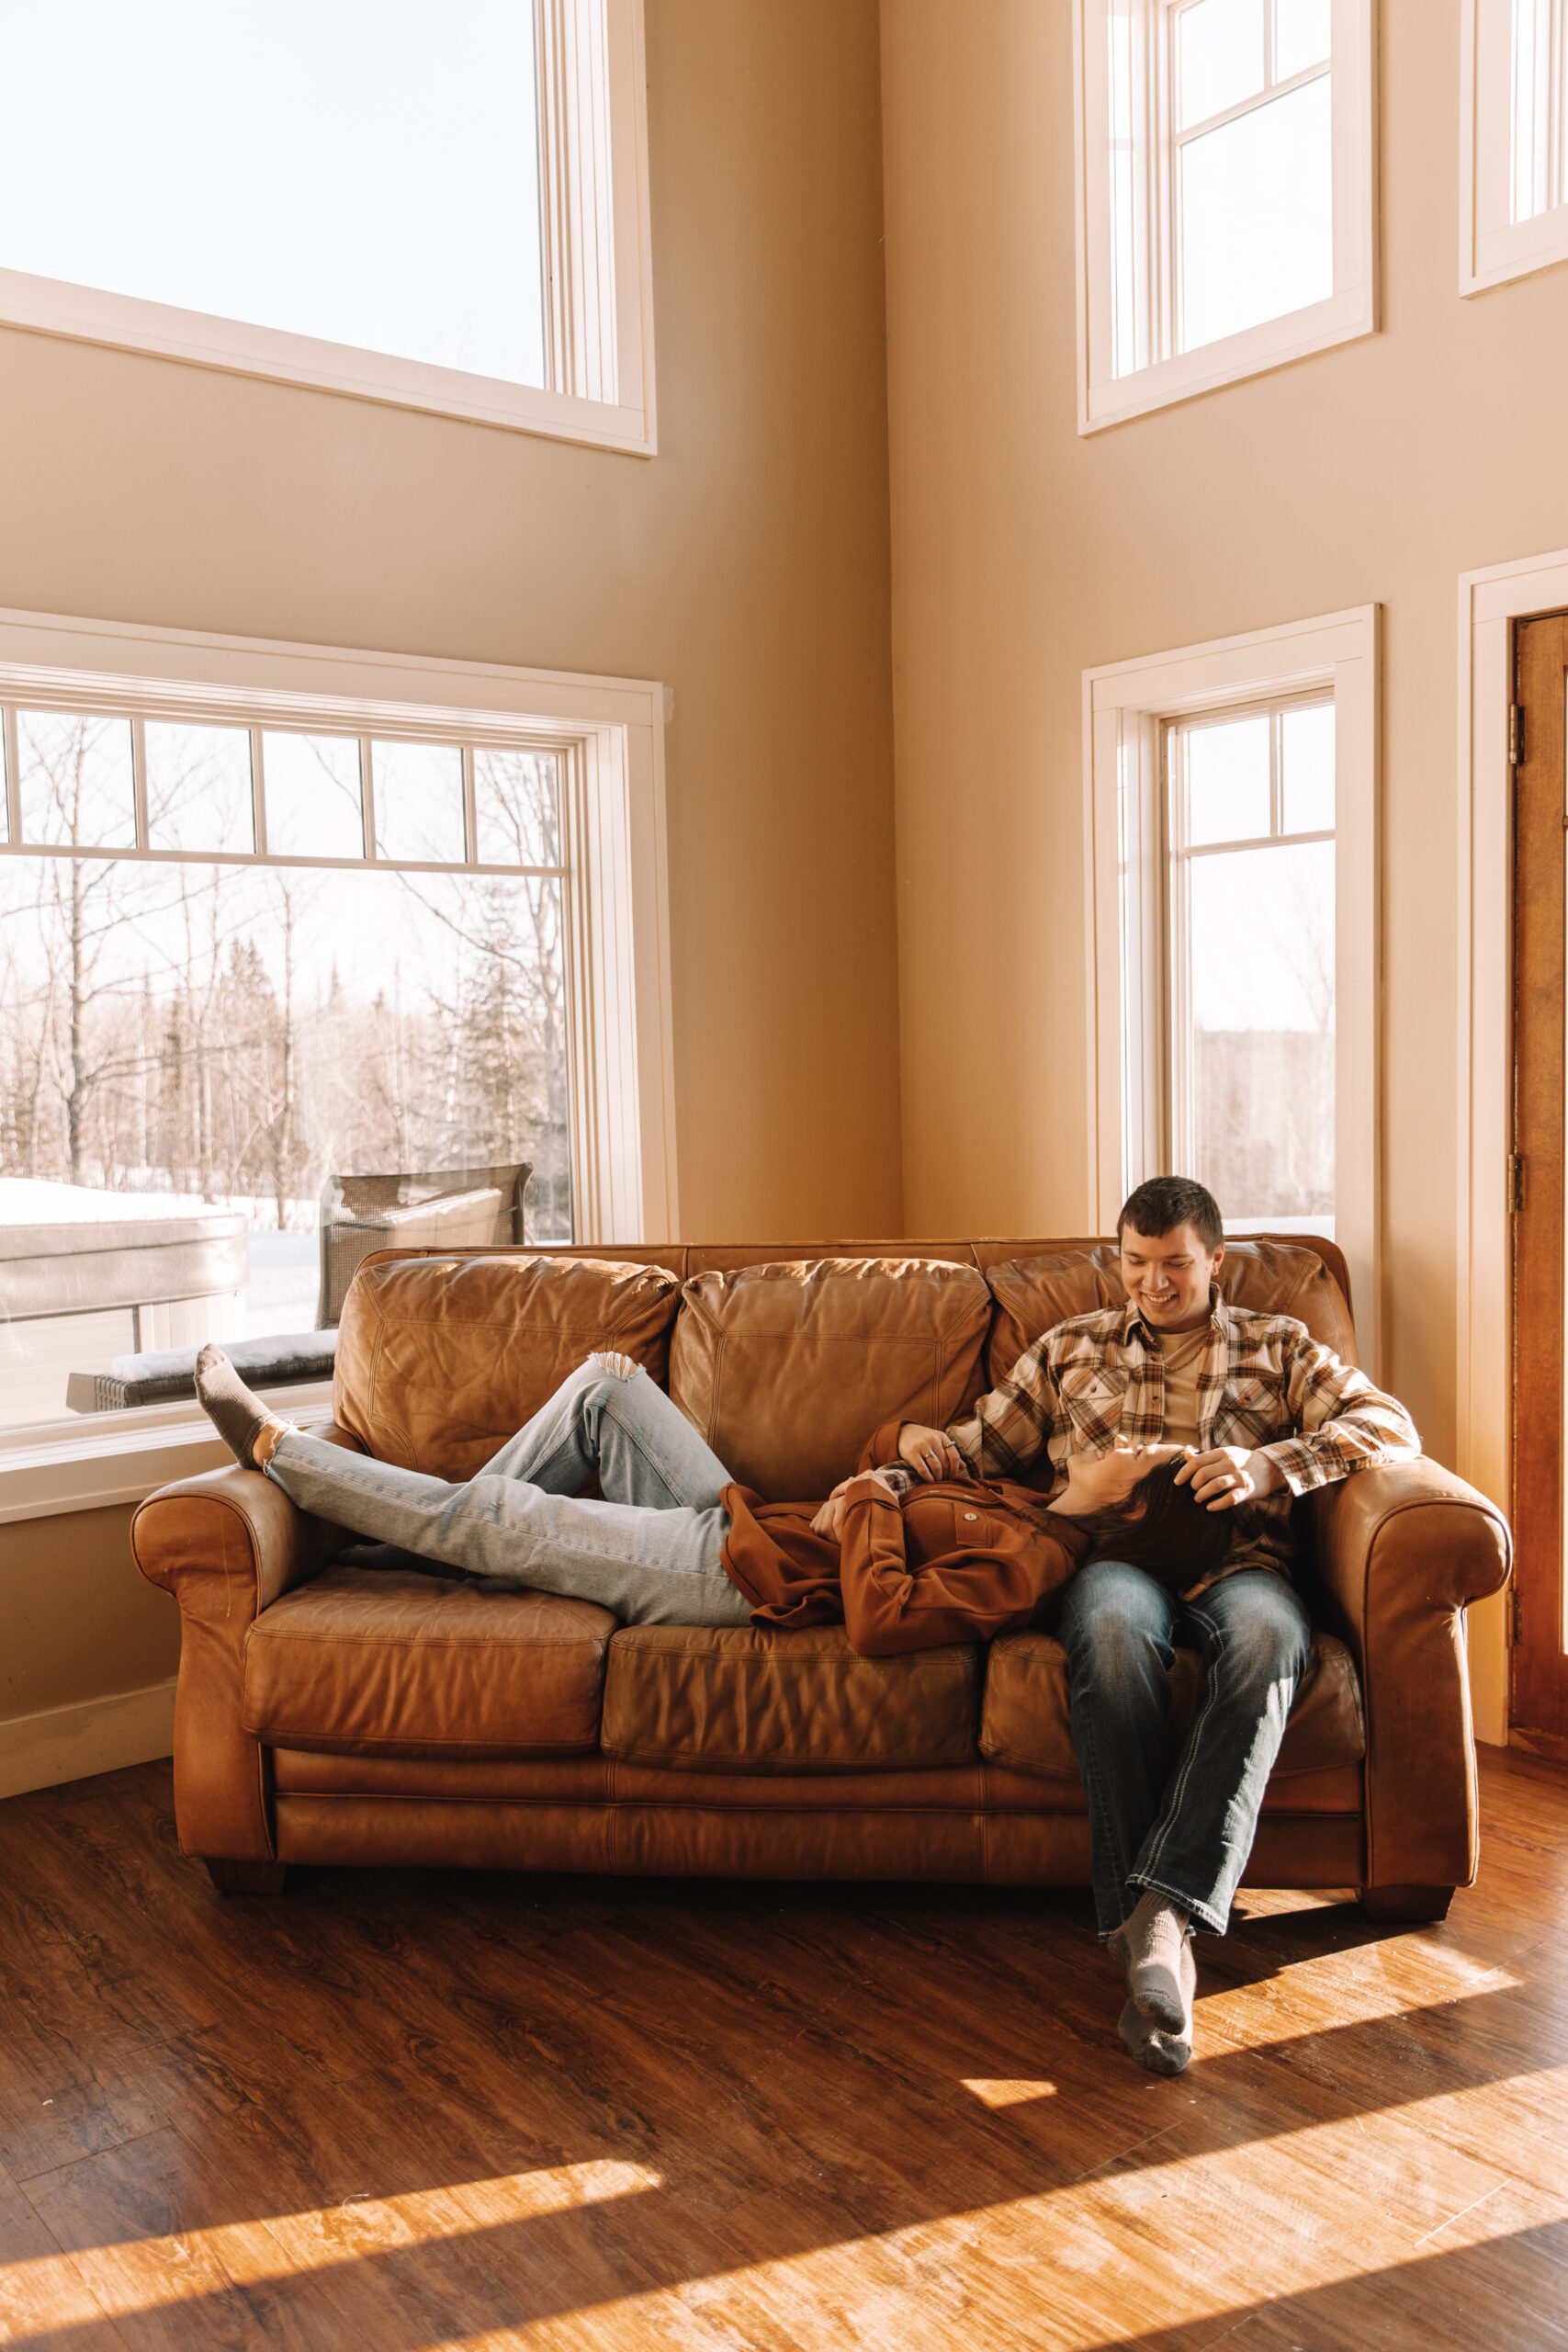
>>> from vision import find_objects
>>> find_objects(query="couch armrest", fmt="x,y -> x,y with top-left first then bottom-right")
1307,1460 -> 1512,1894
131,1458 -> 347,1861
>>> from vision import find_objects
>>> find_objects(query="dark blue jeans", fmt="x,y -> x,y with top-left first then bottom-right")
1059,1560 -> 1314,1938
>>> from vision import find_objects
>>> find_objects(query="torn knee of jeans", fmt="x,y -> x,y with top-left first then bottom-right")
588,1350 -> 639,1382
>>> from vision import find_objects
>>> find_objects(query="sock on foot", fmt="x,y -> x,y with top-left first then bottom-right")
1109,1890 -> 1194,2036
194,1345 -> 289,1471
1117,1997 -> 1191,2076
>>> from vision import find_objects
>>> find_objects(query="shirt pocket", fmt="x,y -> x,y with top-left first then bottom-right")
1056,1365 -> 1128,1442
1216,1375 -> 1288,1444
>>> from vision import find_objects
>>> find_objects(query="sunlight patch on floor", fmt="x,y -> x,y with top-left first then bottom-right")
0,2161 -> 662,2335
961,2078 -> 1058,2107
414,2068 -> 1568,2352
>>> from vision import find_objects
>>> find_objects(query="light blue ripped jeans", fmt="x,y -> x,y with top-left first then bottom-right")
264,1355 -> 755,1627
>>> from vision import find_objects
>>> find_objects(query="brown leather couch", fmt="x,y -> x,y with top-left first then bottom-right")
130,1234 -> 1512,1923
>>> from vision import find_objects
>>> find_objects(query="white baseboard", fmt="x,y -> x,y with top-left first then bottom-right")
0,1678 -> 176,1801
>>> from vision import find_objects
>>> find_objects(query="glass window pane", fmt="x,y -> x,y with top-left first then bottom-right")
0,854 -> 572,1424
1281,703 -> 1336,832
263,732 -> 364,860
1274,0 -> 1331,82
1176,0 -> 1265,131
17,711 -> 137,848
0,2 -> 546,390
372,741 -> 466,865
1512,0 -> 1562,222
1182,713 -> 1271,846
145,722 -> 254,854
1187,840 -> 1335,1218
474,750 -> 562,867
1179,74 -> 1334,352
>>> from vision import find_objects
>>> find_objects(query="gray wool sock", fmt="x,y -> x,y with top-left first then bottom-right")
194,1345 -> 288,1471
1108,1890 -> 1195,2036
1118,1997 -> 1192,2076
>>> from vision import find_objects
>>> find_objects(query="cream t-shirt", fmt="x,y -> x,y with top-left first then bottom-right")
1155,1325 -> 1210,1451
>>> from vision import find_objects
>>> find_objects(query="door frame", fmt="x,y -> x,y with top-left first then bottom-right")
1457,548 -> 1568,1748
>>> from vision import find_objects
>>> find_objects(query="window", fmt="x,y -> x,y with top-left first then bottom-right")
1165,697 -> 1336,1222
1075,0 -> 1376,431
1084,607 -> 1380,1360
1461,0 -> 1568,292
0,1 -> 656,453
0,609 -> 677,1443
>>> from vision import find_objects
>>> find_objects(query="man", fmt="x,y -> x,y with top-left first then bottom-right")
190,1342 -> 1209,1659
888,1175 -> 1420,2077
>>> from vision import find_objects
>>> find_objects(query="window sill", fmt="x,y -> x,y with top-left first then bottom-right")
0,1382 -> 337,1526
1078,294 -> 1376,435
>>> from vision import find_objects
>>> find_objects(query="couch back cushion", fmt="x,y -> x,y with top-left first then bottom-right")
984,1238 -> 1358,1390
333,1251 -> 682,1476
670,1257 -> 993,1499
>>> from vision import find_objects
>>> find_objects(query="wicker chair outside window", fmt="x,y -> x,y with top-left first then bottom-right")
316,1162 -> 532,1329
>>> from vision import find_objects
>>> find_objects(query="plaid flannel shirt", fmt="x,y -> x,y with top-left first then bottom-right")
945,1293 -> 1421,1583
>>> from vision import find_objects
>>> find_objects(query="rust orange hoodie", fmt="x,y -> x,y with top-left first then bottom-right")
716,1419 -> 1089,1656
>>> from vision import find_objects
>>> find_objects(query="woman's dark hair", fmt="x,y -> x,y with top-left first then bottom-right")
1082,1457 -> 1239,1590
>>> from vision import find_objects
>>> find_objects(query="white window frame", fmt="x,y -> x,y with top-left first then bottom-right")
0,0 -> 657,456
0,603 -> 678,1520
1083,605 -> 1381,1364
1461,0 -> 1568,294
1073,0 -> 1378,434
1455,545 -> 1568,1747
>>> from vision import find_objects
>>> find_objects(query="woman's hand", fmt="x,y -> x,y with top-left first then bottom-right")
897,1424 -> 968,1482
810,1471 -> 897,1541
1174,1445 -> 1285,1511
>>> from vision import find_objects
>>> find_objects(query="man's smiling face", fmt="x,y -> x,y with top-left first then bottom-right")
1118,1220 -> 1224,1335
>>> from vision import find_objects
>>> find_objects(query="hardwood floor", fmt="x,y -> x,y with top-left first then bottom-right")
0,1749 -> 1564,2350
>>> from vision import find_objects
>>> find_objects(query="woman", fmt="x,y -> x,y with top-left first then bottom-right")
193,1346 -> 1230,1656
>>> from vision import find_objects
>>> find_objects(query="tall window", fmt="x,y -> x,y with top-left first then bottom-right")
0,0 -> 656,452
1165,697 -> 1336,1227
1077,0 -> 1374,430
1462,0 -> 1568,289
1085,608 -> 1377,1353
1511,0 -> 1568,223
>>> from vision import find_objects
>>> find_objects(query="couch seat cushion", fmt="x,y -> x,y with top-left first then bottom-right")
243,1566 -> 617,1758
670,1256 -> 992,1499
980,1629 -> 1364,1781
602,1623 -> 980,1774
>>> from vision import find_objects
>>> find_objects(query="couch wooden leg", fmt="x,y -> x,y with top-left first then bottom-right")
1359,1883 -> 1454,1924
203,1858 -> 288,1895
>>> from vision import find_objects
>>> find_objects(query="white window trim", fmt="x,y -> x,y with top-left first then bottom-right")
1073,0 -> 1378,435
0,603 -> 679,1520
1455,545 -> 1568,1747
0,0 -> 657,457
1082,605 -> 1381,1365
1460,0 -> 1568,295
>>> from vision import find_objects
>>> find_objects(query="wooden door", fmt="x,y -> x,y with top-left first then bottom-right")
1511,610 -> 1568,1756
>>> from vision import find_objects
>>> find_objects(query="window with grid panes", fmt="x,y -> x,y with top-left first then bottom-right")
1078,0 -> 1372,429
1163,696 -> 1336,1227
0,706 -> 572,1429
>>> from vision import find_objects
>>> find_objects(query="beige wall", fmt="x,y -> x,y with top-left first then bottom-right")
0,0 -> 901,1755
0,0 -> 903,1247
0,1508 -> 177,1722
879,0 -> 1568,1482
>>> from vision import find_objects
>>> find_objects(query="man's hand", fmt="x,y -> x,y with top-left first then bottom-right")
897,1424 -> 968,1483
1174,1445 -> 1285,1512
810,1470 -> 897,1542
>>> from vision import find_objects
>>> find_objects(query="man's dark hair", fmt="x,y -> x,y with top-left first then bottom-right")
1116,1175 -> 1224,1253
1083,1457 -> 1239,1592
